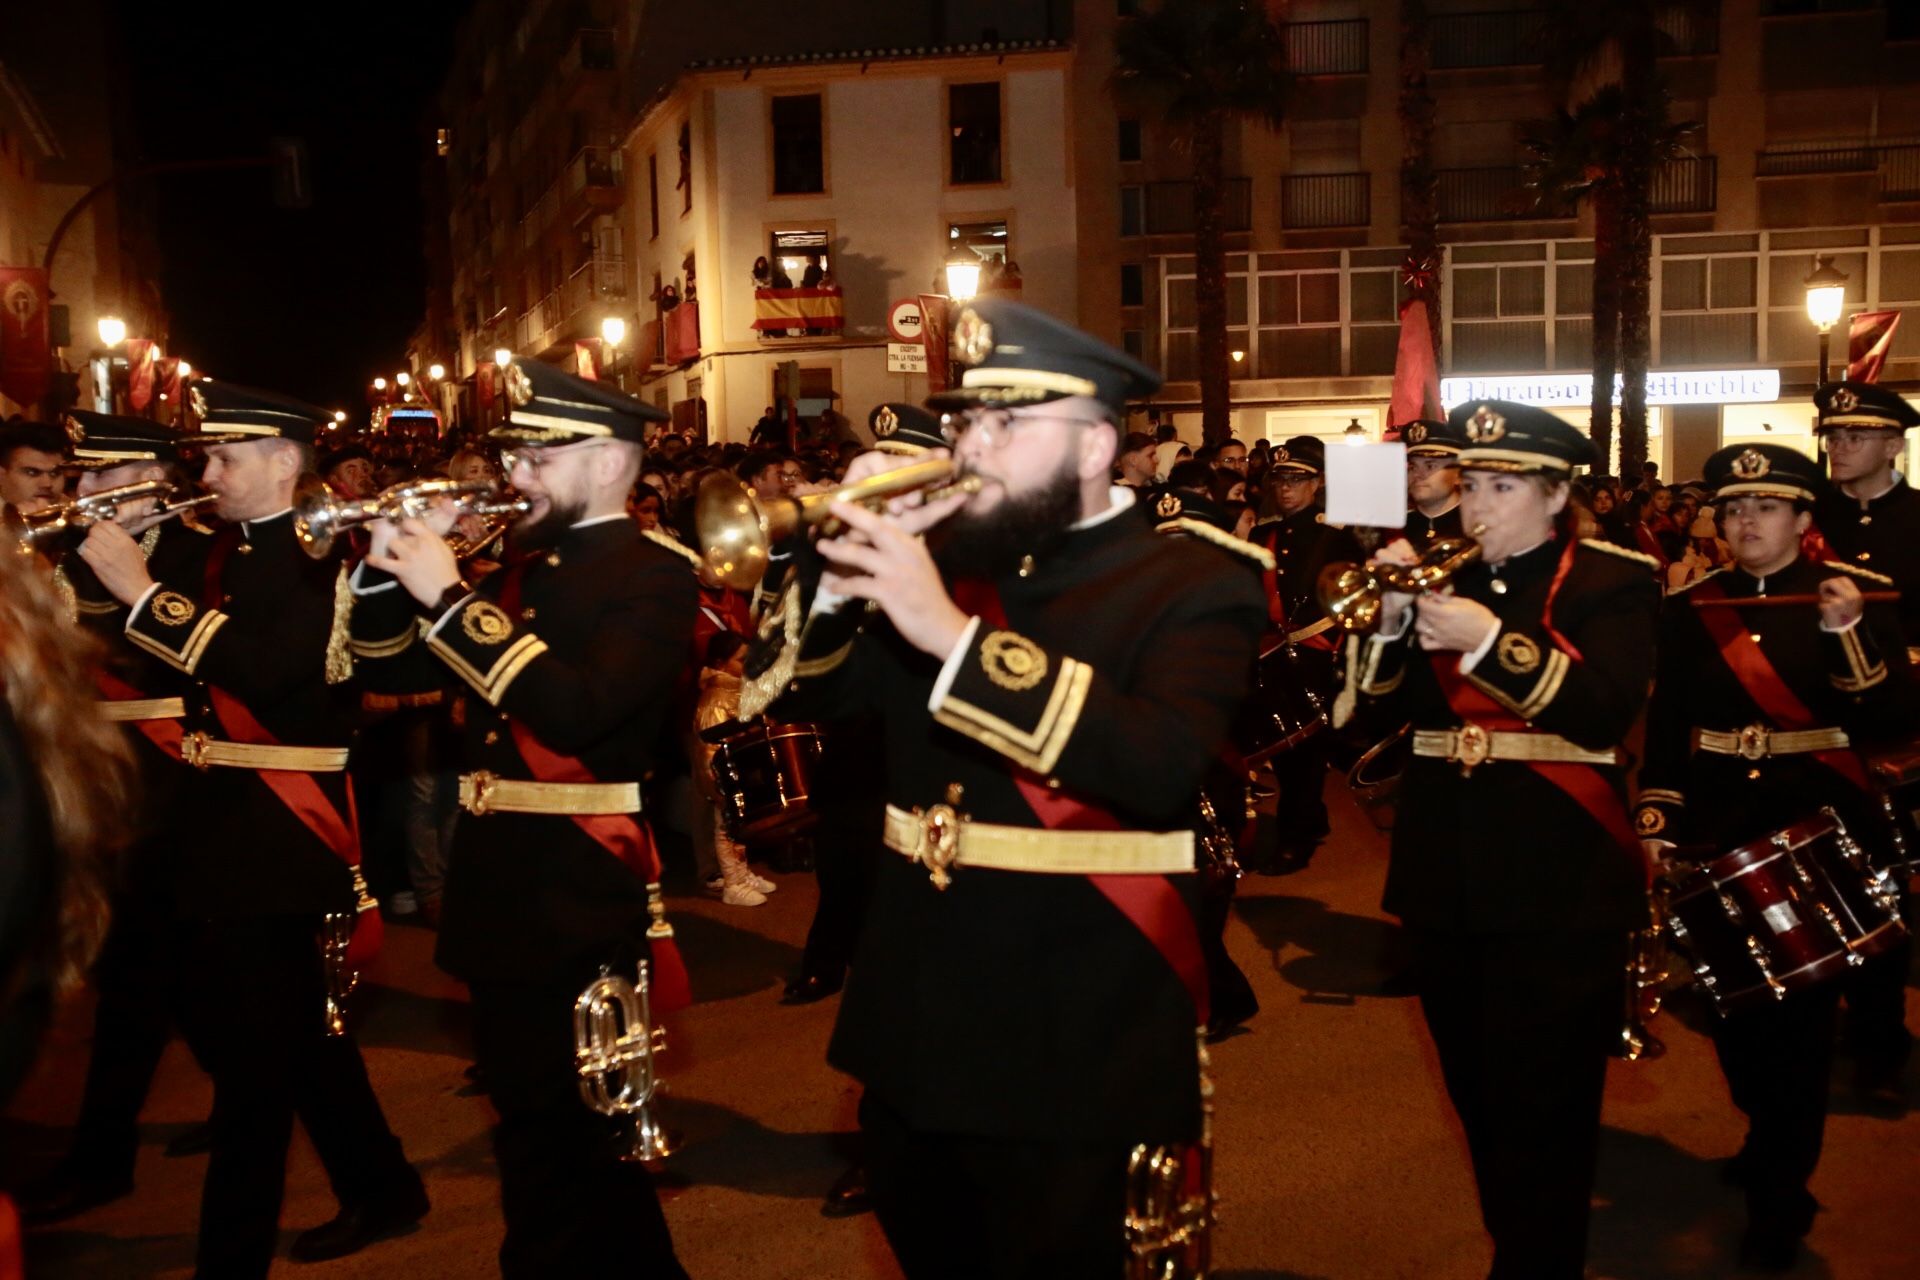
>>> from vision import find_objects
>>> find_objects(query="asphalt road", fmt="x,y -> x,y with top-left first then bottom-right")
4,783 -> 1917,1279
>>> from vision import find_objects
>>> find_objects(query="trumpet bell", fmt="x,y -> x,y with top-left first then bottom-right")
1318,563 -> 1385,633
695,473 -> 777,591
293,478 -> 349,559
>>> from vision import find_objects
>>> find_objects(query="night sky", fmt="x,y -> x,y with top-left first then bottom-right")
120,0 -> 472,415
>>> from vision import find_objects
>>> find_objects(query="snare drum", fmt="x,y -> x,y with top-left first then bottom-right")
1665,808 -> 1907,1015
1231,642 -> 1331,765
1865,743 -> 1920,875
710,720 -> 825,841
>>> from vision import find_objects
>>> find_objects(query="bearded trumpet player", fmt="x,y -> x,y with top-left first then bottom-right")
68,384 -> 426,1277
349,358 -> 694,1279
742,299 -> 1265,1277
1348,401 -> 1659,1279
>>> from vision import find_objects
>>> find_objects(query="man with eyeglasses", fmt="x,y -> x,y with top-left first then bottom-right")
1810,379 -> 1920,1111
747,298 -> 1266,1276
0,420 -> 68,514
1249,436 -> 1363,874
349,359 -> 695,1278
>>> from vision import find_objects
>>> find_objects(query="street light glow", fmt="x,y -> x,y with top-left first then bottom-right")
373,377 -> 388,391
177,360 -> 192,377
493,347 -> 513,368
944,251 -> 981,303
395,371 -> 412,387
600,316 -> 627,347
333,410 -> 348,423
97,315 -> 127,346
1803,256 -> 1848,332
428,362 -> 446,380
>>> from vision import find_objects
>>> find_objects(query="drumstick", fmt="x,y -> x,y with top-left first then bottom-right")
1692,591 -> 1901,608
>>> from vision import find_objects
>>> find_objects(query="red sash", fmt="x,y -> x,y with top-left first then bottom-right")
951,578 -> 1211,1024
202,526 -> 382,965
497,556 -> 691,1012
1428,540 -> 1647,883
1688,575 -> 1871,791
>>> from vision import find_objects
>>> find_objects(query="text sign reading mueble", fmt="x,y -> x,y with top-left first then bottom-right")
1439,369 -> 1781,409
887,342 -> 928,373
887,299 -> 925,344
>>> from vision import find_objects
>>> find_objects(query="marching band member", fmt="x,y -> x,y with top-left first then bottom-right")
753,298 -> 1266,1275
1809,380 -> 1920,1107
1638,442 -> 1914,1270
1402,416 -> 1467,544
350,359 -> 694,1279
74,383 -> 425,1278
1351,401 -> 1659,1279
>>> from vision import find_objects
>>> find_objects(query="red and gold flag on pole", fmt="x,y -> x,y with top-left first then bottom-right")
0,268 -> 52,409
1386,297 -> 1442,440
1846,310 -> 1901,383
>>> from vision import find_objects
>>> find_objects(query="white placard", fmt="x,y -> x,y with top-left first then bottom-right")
1324,441 -> 1408,529
886,342 -> 927,373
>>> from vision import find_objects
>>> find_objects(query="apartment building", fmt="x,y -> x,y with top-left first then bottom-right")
1080,0 -> 1920,479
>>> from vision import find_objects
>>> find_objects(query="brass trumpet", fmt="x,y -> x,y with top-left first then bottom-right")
695,458 -> 982,591
1315,526 -> 1488,634
8,480 -> 198,554
294,477 -> 530,559
574,961 -> 675,1163
1125,1036 -> 1216,1280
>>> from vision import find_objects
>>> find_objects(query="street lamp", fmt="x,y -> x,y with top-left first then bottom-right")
1804,256 -> 1849,384
600,315 -> 627,348
943,249 -> 982,303
333,410 -> 347,424
395,370 -> 412,387
373,377 -> 388,392
97,315 -> 127,347
177,360 -> 192,377
427,362 -> 446,381
1343,417 -> 1368,445
493,347 -> 513,369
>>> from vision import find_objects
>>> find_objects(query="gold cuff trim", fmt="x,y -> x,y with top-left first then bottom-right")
1832,625 -> 1886,693
458,771 -> 641,816
1638,787 -> 1686,804
427,629 -> 549,705
935,654 -> 1091,774
179,734 -> 348,771
882,803 -> 1191,883
97,697 -> 186,722
127,608 -> 228,674
1465,646 -> 1568,721
349,625 -> 419,659
1412,726 -> 1617,769
74,597 -> 122,616
1694,725 -> 1851,759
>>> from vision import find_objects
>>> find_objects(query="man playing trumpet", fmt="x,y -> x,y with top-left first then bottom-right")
751,298 -> 1266,1275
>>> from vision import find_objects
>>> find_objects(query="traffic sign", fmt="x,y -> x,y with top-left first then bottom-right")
887,299 -> 925,345
886,342 -> 928,374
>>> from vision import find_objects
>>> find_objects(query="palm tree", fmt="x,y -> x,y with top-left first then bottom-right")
1399,0 -> 1442,369
1115,1 -> 1289,444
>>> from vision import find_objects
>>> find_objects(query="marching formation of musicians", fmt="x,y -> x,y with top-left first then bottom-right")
0,294 -> 1915,1279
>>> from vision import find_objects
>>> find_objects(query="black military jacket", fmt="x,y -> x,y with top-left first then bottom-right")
120,511 -> 357,919
351,517 -> 696,982
771,499 -> 1266,1146
1637,558 -> 1914,855
1405,501 -> 1464,547
1814,477 -> 1920,643
1353,537 -> 1659,933
1251,503 -> 1363,639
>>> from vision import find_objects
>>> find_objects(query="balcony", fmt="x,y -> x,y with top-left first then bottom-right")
1882,145 -> 1920,200
1755,138 -> 1920,197
515,254 -> 629,353
1144,178 -> 1253,236
1656,3 -> 1721,56
1431,10 -> 1547,70
519,146 -> 623,246
1283,19 -> 1368,75
1435,167 -> 1560,222
1650,155 -> 1717,213
1282,173 -> 1370,229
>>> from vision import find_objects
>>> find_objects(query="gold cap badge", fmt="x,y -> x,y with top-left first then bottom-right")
1405,422 -> 1428,445
1829,386 -> 1858,414
1730,448 -> 1771,480
504,362 -> 534,408
1156,492 -> 1182,518
1467,405 -> 1507,444
874,406 -> 899,437
952,308 -> 994,365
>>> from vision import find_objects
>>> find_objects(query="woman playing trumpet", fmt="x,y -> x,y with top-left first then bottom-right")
1347,401 -> 1660,1279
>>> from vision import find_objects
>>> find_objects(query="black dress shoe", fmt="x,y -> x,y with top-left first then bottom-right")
288,1182 -> 430,1262
781,973 -> 843,1006
16,1166 -> 134,1225
164,1120 -> 215,1158
820,1164 -> 871,1218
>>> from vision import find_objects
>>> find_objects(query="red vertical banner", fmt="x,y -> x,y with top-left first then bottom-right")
1387,298 -> 1443,437
1846,310 -> 1901,383
0,268 -> 52,408
572,341 -> 600,380
475,363 -> 497,419
919,293 -> 951,391
126,339 -> 158,410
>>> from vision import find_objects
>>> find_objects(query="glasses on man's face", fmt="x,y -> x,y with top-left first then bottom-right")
1822,428 -> 1892,452
942,408 -> 1101,450
1270,473 -> 1317,488
501,439 -> 606,475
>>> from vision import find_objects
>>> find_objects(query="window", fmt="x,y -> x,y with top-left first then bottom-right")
769,229 -> 831,287
771,94 -> 824,195
1120,185 -> 1145,237
647,154 -> 660,239
949,82 -> 1002,185
1120,263 -> 1145,308
1118,119 -> 1142,164
678,123 -> 693,213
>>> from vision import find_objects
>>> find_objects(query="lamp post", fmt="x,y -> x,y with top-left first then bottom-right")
943,248 -> 982,304
96,315 -> 127,347
428,362 -> 445,381
1804,255 -> 1849,386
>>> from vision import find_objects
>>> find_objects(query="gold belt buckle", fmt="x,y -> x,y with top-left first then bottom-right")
916,783 -> 966,890
1737,724 -> 1770,761
463,770 -> 499,815
1454,723 -> 1492,775
181,731 -> 212,770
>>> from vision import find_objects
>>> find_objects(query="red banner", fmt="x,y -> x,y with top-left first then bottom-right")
126,340 -> 158,411
665,299 -> 701,363
919,293 -> 951,391
1387,298 -> 1443,435
1847,310 -> 1901,383
572,341 -> 600,380
156,357 -> 183,420
0,267 -> 51,408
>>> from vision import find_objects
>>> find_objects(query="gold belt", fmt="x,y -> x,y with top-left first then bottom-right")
882,802 -> 1192,889
98,697 -> 185,722
180,733 -> 349,772
458,771 -> 642,817
1412,725 -> 1619,771
1695,725 -> 1851,760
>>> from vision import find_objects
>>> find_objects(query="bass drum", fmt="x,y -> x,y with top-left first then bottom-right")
1665,808 -> 1907,1015
1231,641 -> 1331,766
710,720 -> 826,842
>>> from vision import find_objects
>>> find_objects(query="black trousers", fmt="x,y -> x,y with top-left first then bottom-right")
1269,736 -> 1332,852
468,962 -> 687,1280
174,915 -> 417,1280
860,1092 -> 1129,1280
799,796 -> 881,985
66,888 -> 183,1180
1408,927 -> 1625,1280
1713,981 -> 1840,1222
